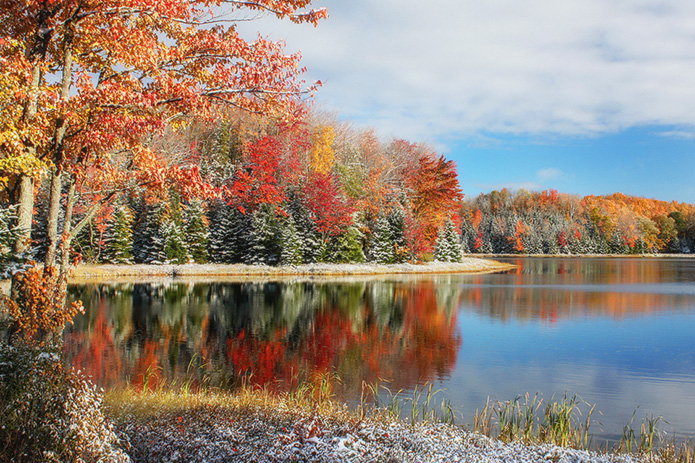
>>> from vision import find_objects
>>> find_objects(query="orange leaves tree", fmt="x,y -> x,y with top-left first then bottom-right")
405,153 -> 464,250
0,0 -> 326,339
0,0 -> 326,265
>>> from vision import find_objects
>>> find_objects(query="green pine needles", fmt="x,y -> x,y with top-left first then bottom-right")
434,219 -> 463,263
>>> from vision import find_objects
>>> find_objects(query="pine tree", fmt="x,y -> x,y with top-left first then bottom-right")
133,201 -> 167,264
245,205 -> 281,265
183,200 -> 209,263
279,215 -> 303,266
387,207 -> 411,263
162,221 -> 189,264
434,219 -> 463,262
0,205 -> 23,276
368,215 -> 395,264
103,204 -> 134,264
330,226 -> 365,263
208,201 -> 233,263
287,197 -> 322,263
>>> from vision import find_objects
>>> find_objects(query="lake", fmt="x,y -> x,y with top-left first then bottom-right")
64,257 -> 695,444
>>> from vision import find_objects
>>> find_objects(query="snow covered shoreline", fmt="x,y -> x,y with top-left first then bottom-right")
69,258 -> 514,282
118,403 -> 648,463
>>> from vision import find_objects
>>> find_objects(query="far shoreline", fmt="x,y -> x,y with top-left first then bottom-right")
68,258 -> 514,283
466,253 -> 695,258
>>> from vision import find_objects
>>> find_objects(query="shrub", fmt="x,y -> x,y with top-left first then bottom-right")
0,342 -> 130,462
3,266 -> 83,343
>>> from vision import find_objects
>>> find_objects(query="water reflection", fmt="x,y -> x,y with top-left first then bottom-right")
64,278 -> 463,395
460,258 -> 695,322
64,258 -> 695,442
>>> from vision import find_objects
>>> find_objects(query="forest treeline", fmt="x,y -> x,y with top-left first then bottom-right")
15,109 -> 467,268
5,111 -> 695,271
461,189 -> 695,255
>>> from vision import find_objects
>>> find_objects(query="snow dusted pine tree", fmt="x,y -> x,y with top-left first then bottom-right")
369,215 -> 395,264
434,219 -> 463,262
208,202 -> 247,263
183,199 -> 209,263
103,204 -> 134,264
387,207 -> 411,263
331,226 -> 365,263
162,221 -> 189,264
279,215 -> 303,265
287,198 -> 322,263
0,205 -> 23,276
133,201 -> 167,264
245,205 -> 281,265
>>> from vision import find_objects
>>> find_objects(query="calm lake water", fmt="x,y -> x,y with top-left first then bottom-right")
65,258 -> 695,443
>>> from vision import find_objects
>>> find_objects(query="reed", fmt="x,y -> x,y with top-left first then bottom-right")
471,393 -> 597,450
657,439 -> 694,463
360,380 -> 453,425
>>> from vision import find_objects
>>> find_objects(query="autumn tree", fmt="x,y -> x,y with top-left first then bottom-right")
309,125 -> 336,174
301,172 -> 354,238
0,0 -> 327,276
406,153 -> 463,248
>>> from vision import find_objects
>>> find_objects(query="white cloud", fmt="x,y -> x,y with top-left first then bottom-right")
240,0 -> 695,143
658,129 -> 695,139
537,168 -> 564,181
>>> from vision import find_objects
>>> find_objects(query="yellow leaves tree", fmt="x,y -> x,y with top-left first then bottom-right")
309,125 -> 335,174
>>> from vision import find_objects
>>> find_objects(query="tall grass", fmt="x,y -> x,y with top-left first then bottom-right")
472,393 -> 598,449
104,371 -> 349,424
360,380 -> 460,425
104,373 -> 695,463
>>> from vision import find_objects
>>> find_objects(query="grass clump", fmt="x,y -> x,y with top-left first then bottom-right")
472,393 -> 598,449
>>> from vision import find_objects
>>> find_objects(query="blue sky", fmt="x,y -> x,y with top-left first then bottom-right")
240,0 -> 695,203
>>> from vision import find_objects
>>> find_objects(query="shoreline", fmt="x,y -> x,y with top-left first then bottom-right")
68,258 -> 514,283
466,253 -> 695,259
109,388 -> 653,463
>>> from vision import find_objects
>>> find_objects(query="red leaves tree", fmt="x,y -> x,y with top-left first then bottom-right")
1,0 -> 327,271
301,172 -> 353,237
229,136 -> 287,214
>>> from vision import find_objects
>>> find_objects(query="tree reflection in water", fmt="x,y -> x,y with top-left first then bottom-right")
63,278 -> 463,399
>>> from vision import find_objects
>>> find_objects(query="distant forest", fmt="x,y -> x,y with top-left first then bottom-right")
4,111 -> 695,270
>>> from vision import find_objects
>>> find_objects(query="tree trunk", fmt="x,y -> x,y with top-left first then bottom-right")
60,178 -> 76,272
43,169 -> 63,269
13,175 -> 34,255
44,35 -> 74,270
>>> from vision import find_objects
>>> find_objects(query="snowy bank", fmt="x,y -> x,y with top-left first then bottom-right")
70,258 -> 513,282
117,404 -> 647,463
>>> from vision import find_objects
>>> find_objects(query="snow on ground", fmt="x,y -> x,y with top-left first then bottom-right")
70,258 -> 513,282
118,406 -> 647,463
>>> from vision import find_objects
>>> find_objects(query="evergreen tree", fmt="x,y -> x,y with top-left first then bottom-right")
0,205 -> 23,276
229,208 -> 254,263
329,226 -> 365,263
162,221 -> 189,264
287,197 -> 322,263
183,200 -> 209,263
103,204 -> 134,264
387,207 -> 411,263
279,215 -> 303,265
368,215 -> 395,264
133,201 -> 167,264
434,219 -> 463,262
245,205 -> 282,265
208,201 -> 232,263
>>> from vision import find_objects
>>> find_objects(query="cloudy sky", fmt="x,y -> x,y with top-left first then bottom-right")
243,0 -> 695,202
